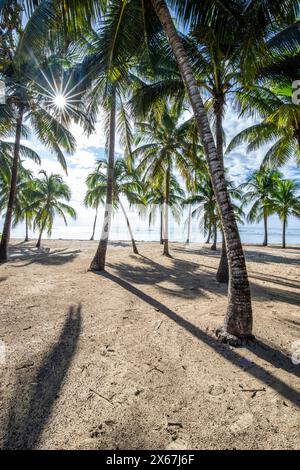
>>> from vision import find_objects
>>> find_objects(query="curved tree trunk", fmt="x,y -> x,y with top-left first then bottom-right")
36,220 -> 46,248
186,203 -> 191,244
119,199 -> 139,254
0,106 -> 24,262
90,89 -> 116,271
90,205 -> 98,241
216,231 -> 229,283
282,218 -> 286,248
210,222 -> 217,250
24,215 -> 29,242
162,164 -> 170,256
215,98 -> 229,282
151,0 -> 253,343
36,229 -> 43,248
263,211 -> 268,246
205,223 -> 211,244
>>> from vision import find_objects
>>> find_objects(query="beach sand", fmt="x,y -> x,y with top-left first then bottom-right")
0,239 -> 300,450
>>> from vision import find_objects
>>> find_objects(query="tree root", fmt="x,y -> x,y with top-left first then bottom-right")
216,327 -> 255,347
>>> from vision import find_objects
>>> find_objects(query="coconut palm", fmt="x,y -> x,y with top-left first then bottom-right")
240,168 -> 283,246
0,24 -> 86,262
142,174 -> 185,245
85,158 -> 143,254
270,178 -> 300,248
133,101 -> 196,256
0,161 -> 39,241
32,171 -> 76,248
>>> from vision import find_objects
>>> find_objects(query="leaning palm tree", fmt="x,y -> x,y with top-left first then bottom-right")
85,158 -> 143,254
240,168 -> 283,246
32,171 -> 76,248
133,101 -> 195,256
270,178 -> 300,248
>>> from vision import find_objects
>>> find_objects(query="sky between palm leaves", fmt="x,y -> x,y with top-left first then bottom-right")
12,102 -> 299,241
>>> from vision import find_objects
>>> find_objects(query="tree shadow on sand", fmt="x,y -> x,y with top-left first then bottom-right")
95,271 -> 300,409
7,244 -> 81,267
2,304 -> 81,449
107,255 -> 224,299
107,254 -> 300,307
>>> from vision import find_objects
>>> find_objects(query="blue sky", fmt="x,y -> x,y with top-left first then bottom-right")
8,102 -> 300,242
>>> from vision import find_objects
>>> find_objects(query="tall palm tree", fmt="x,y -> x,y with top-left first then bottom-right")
133,101 -> 195,256
32,171 -> 76,248
240,168 -> 282,246
85,158 -> 143,254
270,178 -> 300,248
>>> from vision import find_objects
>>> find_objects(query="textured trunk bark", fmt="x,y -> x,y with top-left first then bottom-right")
282,218 -> 286,248
263,211 -> 268,246
215,97 -> 229,282
36,226 -> 44,248
151,0 -> 253,343
24,215 -> 29,242
90,206 -> 98,241
216,231 -> 229,283
119,199 -> 139,254
205,223 -> 211,244
160,208 -> 163,244
162,165 -> 170,256
90,90 -> 116,270
210,222 -> 217,250
186,204 -> 191,244
0,106 -> 24,262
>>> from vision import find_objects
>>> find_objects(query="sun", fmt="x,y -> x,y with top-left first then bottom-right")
53,94 -> 67,109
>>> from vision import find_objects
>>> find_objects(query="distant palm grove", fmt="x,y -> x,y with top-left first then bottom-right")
1,0 -> 300,345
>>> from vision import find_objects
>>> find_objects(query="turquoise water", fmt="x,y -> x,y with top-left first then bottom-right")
11,222 -> 300,245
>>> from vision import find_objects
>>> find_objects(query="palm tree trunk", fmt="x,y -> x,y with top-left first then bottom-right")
0,106 -> 24,262
216,230 -> 229,283
210,222 -> 217,250
90,89 -> 116,271
186,204 -> 191,244
263,211 -> 268,246
119,199 -> 139,254
205,223 -> 211,244
163,164 -> 170,256
160,208 -> 163,244
215,96 -> 229,282
90,205 -> 98,241
36,220 -> 46,248
151,0 -> 253,343
282,218 -> 286,248
24,215 -> 29,242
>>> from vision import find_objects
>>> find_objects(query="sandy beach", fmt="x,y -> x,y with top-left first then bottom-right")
0,239 -> 300,450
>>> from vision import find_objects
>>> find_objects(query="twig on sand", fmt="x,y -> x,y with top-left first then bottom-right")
241,387 -> 266,398
146,366 -> 164,374
89,388 -> 114,405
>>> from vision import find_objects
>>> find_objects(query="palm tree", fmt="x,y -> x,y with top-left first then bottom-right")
85,158 -> 143,254
0,24 -> 83,262
84,172 -> 106,241
185,173 -> 218,250
32,171 -> 76,248
0,161 -> 40,242
133,101 -> 195,256
146,0 -> 254,342
240,168 -> 282,246
143,174 -> 185,245
270,178 -> 300,248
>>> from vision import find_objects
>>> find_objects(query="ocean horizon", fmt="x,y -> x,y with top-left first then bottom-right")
10,223 -> 300,245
